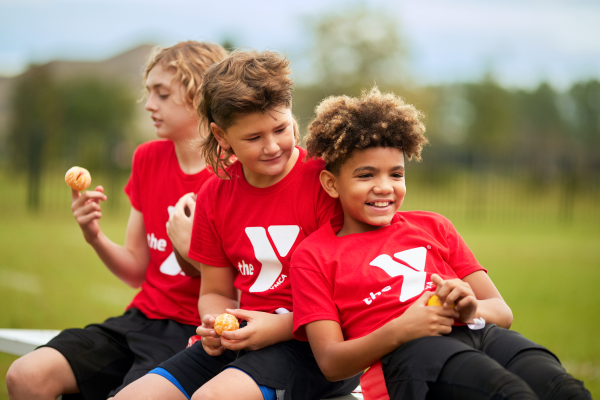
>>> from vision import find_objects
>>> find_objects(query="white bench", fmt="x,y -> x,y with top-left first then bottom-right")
0,329 -> 363,399
0,329 -> 60,356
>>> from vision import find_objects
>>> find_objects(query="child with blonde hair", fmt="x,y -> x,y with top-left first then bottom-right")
6,41 -> 228,400
290,87 -> 591,400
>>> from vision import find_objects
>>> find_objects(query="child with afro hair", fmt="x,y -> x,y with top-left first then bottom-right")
290,87 -> 591,399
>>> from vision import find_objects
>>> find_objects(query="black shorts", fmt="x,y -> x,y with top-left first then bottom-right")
158,338 -> 361,400
381,324 -> 554,399
42,308 -> 197,400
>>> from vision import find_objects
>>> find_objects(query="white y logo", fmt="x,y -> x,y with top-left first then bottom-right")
245,226 -> 300,292
370,247 -> 427,302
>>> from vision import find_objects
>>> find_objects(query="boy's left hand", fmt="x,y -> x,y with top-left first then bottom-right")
431,274 -> 478,324
219,309 -> 293,351
166,192 -> 196,258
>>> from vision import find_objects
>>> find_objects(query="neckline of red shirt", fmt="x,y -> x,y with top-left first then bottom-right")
233,146 -> 307,196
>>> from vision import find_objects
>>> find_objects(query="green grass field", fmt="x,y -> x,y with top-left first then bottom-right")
0,187 -> 599,398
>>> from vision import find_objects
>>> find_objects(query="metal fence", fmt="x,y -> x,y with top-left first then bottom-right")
1,162 -> 599,225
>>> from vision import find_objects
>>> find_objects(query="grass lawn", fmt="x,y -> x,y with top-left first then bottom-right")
1,210 -> 599,398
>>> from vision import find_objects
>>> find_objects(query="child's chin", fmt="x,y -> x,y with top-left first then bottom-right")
367,216 -> 395,227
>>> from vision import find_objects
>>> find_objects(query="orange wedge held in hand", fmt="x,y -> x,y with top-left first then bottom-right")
214,313 -> 240,336
427,294 -> 455,308
65,167 -> 91,191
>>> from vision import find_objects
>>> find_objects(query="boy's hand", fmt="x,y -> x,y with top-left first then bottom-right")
219,309 -> 291,351
431,274 -> 478,324
396,291 -> 457,342
196,314 -> 225,356
71,186 -> 107,243
166,192 -> 196,259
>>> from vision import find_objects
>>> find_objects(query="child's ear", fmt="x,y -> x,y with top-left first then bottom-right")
320,170 -> 340,199
210,122 -> 231,150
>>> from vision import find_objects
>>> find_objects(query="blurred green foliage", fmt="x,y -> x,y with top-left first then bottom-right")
8,65 -> 135,211
306,5 -> 406,88
295,8 -> 600,186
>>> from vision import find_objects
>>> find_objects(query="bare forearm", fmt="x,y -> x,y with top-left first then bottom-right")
314,321 -> 405,381
88,231 -> 148,288
198,293 -> 238,319
270,312 -> 294,343
476,298 -> 513,328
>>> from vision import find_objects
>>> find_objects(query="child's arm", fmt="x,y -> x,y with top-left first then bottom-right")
219,308 -> 294,350
196,263 -> 239,356
306,291 -> 457,382
196,264 -> 294,354
71,186 -> 150,288
432,271 -> 513,329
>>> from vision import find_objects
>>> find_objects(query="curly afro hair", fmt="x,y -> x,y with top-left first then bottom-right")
306,87 -> 428,174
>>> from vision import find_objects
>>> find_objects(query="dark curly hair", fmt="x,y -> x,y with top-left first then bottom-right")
305,87 -> 428,174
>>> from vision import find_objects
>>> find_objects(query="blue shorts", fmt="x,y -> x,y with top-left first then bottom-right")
148,366 -> 276,400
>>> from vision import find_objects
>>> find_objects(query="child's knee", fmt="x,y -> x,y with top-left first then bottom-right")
506,349 -> 591,400
192,385 -> 220,400
7,349 -> 76,398
6,357 -> 47,397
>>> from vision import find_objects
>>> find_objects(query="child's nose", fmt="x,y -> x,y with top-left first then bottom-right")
145,95 -> 157,112
373,180 -> 393,194
263,137 -> 280,154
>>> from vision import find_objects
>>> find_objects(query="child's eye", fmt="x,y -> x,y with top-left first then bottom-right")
391,173 -> 404,178
357,173 -> 373,179
246,136 -> 260,142
158,94 -> 169,99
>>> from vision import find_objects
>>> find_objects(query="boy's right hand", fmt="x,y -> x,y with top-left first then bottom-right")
196,314 -> 225,356
396,291 -> 457,342
71,185 -> 107,243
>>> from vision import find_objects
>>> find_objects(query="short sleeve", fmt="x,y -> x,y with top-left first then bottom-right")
445,220 -> 486,278
188,182 -> 230,267
290,246 -> 340,341
124,146 -> 141,211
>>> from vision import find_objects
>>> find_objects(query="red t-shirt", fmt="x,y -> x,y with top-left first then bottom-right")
124,140 -> 212,326
188,147 -> 340,314
291,211 -> 486,342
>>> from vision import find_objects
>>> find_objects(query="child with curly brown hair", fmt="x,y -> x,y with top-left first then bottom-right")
290,87 -> 591,400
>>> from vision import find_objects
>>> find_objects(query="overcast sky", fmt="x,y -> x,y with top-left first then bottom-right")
1,0 -> 599,88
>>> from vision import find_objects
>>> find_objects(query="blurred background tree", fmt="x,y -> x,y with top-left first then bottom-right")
0,9 -> 598,221
307,6 -> 407,89
7,65 -> 134,211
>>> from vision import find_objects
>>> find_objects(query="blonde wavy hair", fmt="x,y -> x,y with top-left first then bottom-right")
143,41 -> 229,109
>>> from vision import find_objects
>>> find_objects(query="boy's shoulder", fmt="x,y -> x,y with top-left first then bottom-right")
133,139 -> 173,159
396,210 -> 453,233
292,213 -> 340,260
296,150 -> 327,178
398,210 -> 449,222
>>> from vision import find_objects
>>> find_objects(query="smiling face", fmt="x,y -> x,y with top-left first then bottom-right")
210,106 -> 298,188
144,64 -> 198,142
321,147 -> 406,236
